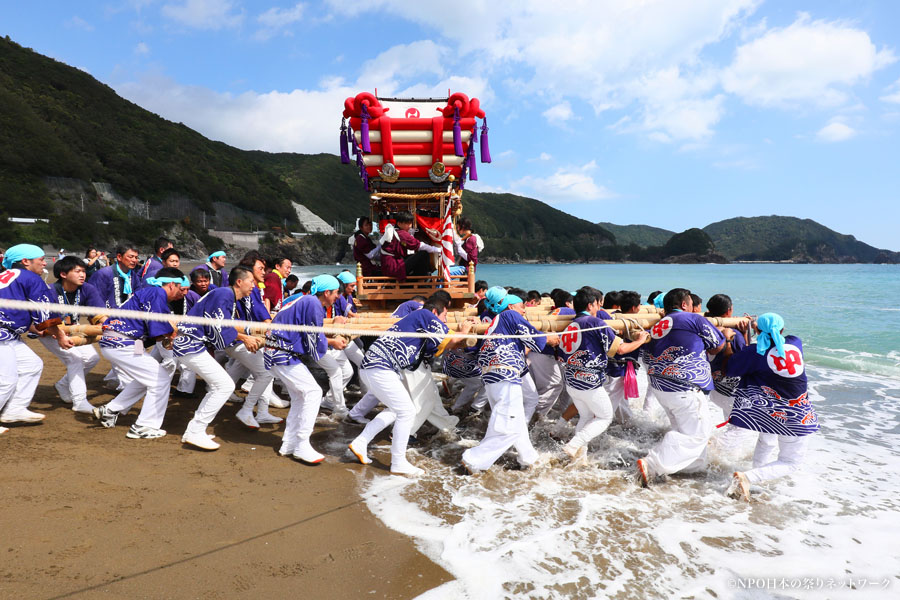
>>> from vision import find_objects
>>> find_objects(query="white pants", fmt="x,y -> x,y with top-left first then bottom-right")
175,351 -> 235,435
709,389 -> 752,451
402,364 -> 459,432
101,345 -> 173,429
226,344 -> 273,409
522,373 -> 540,422
527,353 -> 565,417
39,337 -> 99,402
318,348 -> 353,409
0,339 -> 43,417
603,376 -> 632,424
176,368 -> 197,394
744,433 -> 809,484
272,362 -> 322,453
462,380 -> 539,471
343,340 -> 364,367
451,376 -> 487,412
149,342 -> 178,378
349,391 -> 378,420
643,388 -> 713,476
565,385 -> 614,450
343,341 -> 366,393
358,368 -> 416,467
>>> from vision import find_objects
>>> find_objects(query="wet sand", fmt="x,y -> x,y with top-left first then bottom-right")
0,341 -> 451,599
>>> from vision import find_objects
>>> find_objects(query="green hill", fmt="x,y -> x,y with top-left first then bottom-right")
0,36 -> 297,228
702,216 -> 897,262
2,36 -> 896,264
599,222 -> 674,247
0,37 -> 615,260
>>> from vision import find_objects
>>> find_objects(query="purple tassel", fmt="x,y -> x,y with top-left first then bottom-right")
340,120 -> 350,164
360,104 -> 371,153
468,148 -> 478,181
453,107 -> 463,156
480,118 -> 491,163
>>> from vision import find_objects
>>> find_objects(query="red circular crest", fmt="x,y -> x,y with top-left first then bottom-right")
560,322 -> 582,353
405,108 -> 420,118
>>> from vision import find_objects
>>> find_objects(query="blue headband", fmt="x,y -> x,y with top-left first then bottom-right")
756,313 -> 786,358
310,274 -> 339,295
208,251 -> 226,262
484,286 -> 522,313
147,276 -> 190,288
337,271 -> 356,285
2,244 -> 44,269
653,294 -> 665,309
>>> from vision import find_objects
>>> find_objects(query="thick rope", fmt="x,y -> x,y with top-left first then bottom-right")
0,299 -> 623,341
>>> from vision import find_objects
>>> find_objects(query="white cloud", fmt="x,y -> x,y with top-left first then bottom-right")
112,41 -> 490,154
356,40 -> 448,90
881,78 -> 900,104
326,0 -> 758,141
626,67 -> 725,141
542,101 -> 573,124
519,161 -> 617,203
722,13 -> 896,107
116,73 -> 354,152
135,42 -> 150,55
161,0 -> 243,30
539,152 -> 552,161
65,16 -> 94,31
817,119 -> 856,142
255,2 -> 305,40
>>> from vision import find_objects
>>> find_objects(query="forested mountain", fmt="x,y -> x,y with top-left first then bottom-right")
598,222 -> 675,248
702,216 -> 898,263
1,37 -> 896,263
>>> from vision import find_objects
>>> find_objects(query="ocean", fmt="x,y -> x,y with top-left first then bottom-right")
295,263 -> 900,599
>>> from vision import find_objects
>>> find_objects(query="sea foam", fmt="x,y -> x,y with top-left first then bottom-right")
360,366 -> 900,599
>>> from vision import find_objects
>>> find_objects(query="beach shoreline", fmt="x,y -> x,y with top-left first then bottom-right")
0,341 -> 452,600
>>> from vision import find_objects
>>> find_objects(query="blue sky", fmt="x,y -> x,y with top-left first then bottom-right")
3,0 -> 900,250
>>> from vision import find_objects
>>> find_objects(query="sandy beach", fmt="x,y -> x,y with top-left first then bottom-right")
0,341 -> 451,600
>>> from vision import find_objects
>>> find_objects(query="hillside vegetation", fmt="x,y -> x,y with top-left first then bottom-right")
1,37 -> 896,263
599,222 -> 674,247
0,36 -> 297,226
702,216 -> 895,262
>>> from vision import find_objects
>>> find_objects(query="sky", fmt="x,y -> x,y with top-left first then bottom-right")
2,0 -> 900,250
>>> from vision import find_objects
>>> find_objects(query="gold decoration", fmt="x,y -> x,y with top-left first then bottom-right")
377,162 -> 400,183
429,161 -> 450,183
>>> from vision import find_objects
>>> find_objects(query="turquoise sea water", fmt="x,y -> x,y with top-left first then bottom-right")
298,262 -> 900,377
471,263 -> 900,378
294,262 -> 900,599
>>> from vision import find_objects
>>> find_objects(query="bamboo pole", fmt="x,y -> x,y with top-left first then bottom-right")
317,314 -> 750,336
62,324 -> 103,337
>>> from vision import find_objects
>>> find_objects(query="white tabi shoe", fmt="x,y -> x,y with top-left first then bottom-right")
227,392 -> 243,403
72,400 -> 95,414
54,380 -> 73,403
0,409 -> 46,423
255,411 -> 284,425
348,437 -> 372,465
390,460 -> 424,477
235,407 -> 260,429
292,441 -> 325,464
0,426 -> 8,436
267,395 -> 290,409
278,440 -> 296,456
182,430 -> 220,451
